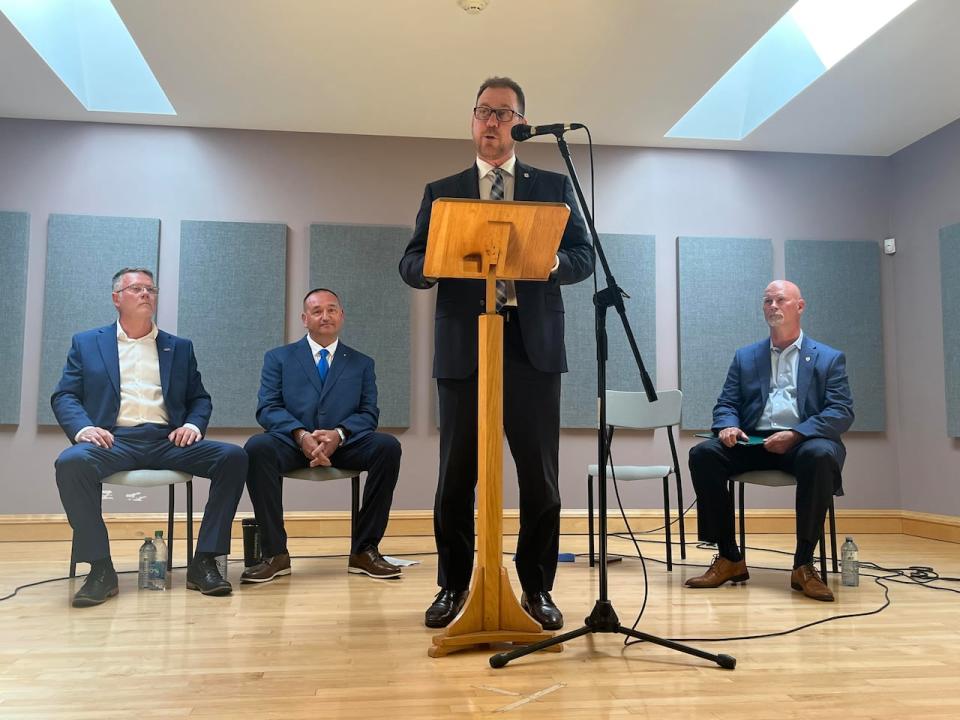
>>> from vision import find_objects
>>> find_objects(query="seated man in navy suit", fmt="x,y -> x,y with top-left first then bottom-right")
242,288 -> 402,582
687,280 -> 854,601
52,267 -> 247,608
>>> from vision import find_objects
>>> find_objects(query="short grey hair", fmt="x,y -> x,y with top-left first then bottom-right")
112,267 -> 155,291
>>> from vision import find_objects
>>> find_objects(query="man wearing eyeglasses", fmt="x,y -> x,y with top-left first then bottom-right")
52,267 -> 247,608
400,77 -> 592,630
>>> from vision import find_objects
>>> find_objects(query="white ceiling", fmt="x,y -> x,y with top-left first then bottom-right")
0,0 -> 957,156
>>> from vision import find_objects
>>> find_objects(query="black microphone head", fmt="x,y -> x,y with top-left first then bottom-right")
511,124 -> 534,142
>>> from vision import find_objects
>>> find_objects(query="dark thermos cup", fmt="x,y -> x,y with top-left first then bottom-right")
242,518 -> 262,567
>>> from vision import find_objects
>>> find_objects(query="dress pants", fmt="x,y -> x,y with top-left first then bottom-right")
55,424 -> 247,562
244,431 -> 401,556
435,309 -> 562,594
688,436 -> 843,548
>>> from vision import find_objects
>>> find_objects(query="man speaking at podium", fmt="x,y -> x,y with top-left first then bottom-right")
400,76 -> 592,630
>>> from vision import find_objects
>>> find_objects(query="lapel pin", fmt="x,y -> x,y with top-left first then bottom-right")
805,356 -> 810,362
523,172 -> 530,178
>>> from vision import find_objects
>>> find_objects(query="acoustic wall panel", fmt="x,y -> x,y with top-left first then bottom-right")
678,236 -> 773,430
940,222 -> 960,437
0,211 -> 30,424
310,224 -> 411,428
786,239 -> 885,431
178,220 -> 287,428
38,214 -> 160,424
560,234 -> 656,428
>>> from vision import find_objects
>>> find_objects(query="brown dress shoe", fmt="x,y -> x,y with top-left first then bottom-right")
240,553 -> 291,584
348,547 -> 401,579
685,555 -> 750,588
790,563 -> 835,601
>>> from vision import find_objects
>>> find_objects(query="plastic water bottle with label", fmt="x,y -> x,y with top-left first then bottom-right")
841,536 -> 859,587
138,537 -> 156,590
151,530 -> 168,590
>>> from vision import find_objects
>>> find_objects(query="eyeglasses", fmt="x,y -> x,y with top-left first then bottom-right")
118,284 -> 159,296
473,105 -> 523,123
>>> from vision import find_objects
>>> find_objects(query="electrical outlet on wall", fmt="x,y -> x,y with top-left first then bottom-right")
883,237 -> 896,255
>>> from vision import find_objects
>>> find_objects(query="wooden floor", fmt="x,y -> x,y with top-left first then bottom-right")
0,532 -> 958,719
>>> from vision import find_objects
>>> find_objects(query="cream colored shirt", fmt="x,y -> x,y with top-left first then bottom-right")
73,323 -> 201,442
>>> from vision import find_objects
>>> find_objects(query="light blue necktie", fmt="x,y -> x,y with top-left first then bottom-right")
317,348 -> 330,384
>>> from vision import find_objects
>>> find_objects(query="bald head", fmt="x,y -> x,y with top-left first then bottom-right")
763,280 -> 804,343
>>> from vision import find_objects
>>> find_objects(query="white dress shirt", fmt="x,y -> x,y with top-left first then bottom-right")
757,330 -> 804,432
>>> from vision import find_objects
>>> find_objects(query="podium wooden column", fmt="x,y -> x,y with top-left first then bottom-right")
422,198 -> 570,658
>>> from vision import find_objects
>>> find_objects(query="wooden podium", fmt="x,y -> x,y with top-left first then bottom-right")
424,198 -> 571,658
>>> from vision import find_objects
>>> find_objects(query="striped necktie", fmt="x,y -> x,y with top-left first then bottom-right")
490,168 -> 507,311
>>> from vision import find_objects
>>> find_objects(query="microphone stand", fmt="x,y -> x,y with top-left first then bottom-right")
490,131 -> 735,670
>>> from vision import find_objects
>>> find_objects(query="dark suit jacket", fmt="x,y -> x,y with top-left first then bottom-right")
51,323 -> 212,441
255,338 -> 379,450
711,335 -> 855,463
399,160 -> 593,378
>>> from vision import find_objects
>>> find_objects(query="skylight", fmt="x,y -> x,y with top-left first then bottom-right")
0,0 -> 175,115
666,0 -> 916,141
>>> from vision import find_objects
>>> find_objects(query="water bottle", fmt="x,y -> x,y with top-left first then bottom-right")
138,537 -> 156,590
151,530 -> 168,590
841,535 -> 859,587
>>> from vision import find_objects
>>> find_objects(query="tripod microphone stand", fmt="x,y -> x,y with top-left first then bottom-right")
489,130 -> 735,670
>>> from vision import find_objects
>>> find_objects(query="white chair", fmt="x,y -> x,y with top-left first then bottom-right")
729,470 -> 839,579
587,389 -> 685,570
284,467 -> 362,545
69,470 -> 193,577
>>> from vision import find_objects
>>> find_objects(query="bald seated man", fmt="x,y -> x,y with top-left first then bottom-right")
686,280 -> 854,601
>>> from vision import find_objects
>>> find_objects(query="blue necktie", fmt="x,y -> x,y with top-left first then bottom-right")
317,348 -> 330,384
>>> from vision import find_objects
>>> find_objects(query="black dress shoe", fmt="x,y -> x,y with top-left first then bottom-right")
424,588 -> 468,628
521,591 -> 563,630
186,555 -> 232,596
72,564 -> 119,608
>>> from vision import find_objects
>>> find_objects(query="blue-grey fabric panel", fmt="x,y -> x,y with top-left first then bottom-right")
310,224 -> 411,428
678,237 -> 773,430
940,223 -> 960,437
178,221 -> 287,428
38,214 -> 160,425
786,239 -> 885,432
0,211 -> 30,424
561,234 -> 656,428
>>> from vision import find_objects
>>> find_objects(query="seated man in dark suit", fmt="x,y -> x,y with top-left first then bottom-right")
687,280 -> 854,601
52,267 -> 247,608
242,288 -> 401,582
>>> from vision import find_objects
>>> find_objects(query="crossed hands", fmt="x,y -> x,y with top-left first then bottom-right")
77,425 -> 200,448
298,429 -> 342,467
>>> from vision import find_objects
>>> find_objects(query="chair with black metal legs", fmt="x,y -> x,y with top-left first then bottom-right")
69,470 -> 194,577
586,389 -> 686,570
728,470 -> 839,579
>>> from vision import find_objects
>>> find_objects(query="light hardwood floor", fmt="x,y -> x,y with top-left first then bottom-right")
0,532 -> 958,719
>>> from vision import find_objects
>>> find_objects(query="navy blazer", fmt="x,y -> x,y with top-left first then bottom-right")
51,323 -> 212,442
712,335 -> 855,454
255,338 -> 379,450
399,160 -> 593,379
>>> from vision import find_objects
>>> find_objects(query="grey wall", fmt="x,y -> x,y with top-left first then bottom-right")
0,117 -> 907,519
891,118 -> 960,516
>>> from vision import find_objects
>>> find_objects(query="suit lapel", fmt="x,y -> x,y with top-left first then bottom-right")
513,160 -> 537,200
295,337 -> 325,397
97,324 -> 121,398
157,330 -> 175,402
319,343 -> 350,403
796,335 -> 817,417
754,341 -> 771,406
457,166 -> 480,199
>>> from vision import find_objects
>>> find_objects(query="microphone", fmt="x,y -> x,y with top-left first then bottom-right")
511,123 -> 584,142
